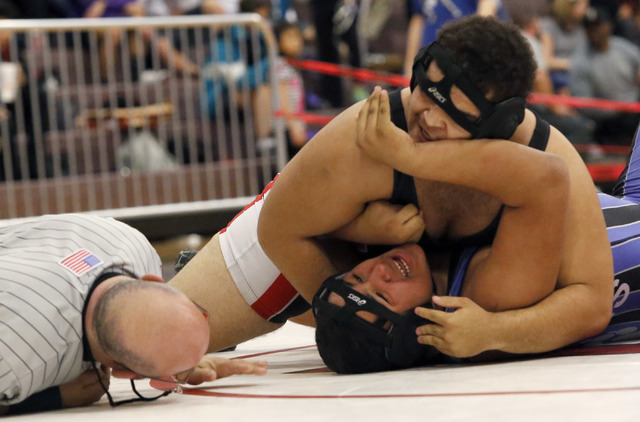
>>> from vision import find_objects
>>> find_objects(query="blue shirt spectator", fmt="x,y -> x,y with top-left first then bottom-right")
403,0 -> 508,76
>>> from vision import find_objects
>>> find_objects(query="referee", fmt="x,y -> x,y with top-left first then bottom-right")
0,214 -> 264,415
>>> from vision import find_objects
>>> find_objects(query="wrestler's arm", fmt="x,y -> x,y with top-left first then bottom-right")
415,126 -> 613,357
478,127 -> 613,353
358,88 -> 569,310
258,103 -> 394,302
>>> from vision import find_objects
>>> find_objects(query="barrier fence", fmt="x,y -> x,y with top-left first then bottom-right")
287,57 -> 640,114
0,14 -> 285,228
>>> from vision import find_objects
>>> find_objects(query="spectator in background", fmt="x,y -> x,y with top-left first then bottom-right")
202,0 -> 272,139
217,0 -> 241,14
0,0 -> 51,181
590,0 -> 620,23
511,6 -> 595,145
403,0 -> 509,77
273,20 -> 307,159
271,0 -> 295,22
503,0 -> 548,16
617,0 -> 640,46
57,1 -> 200,80
13,0 -> 60,19
139,0 -> 227,49
141,0 -> 227,16
310,0 -> 362,107
569,6 -> 640,145
56,0 -> 146,18
538,0 -> 589,92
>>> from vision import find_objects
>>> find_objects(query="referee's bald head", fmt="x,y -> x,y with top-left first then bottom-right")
86,274 -> 210,380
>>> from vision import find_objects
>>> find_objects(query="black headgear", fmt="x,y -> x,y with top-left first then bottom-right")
312,275 -> 440,374
410,42 -> 525,140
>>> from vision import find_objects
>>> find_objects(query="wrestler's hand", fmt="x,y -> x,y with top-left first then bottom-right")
183,355 -> 268,385
365,201 -> 424,244
414,296 -> 497,358
355,86 -> 414,168
59,367 -> 110,408
332,200 -> 424,244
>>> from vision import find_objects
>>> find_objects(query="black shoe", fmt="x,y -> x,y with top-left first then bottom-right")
174,248 -> 198,273
219,345 -> 237,352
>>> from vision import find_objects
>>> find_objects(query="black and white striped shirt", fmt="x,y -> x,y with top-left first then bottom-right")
0,214 -> 161,405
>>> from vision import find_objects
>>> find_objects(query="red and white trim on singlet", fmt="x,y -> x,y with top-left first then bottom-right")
219,176 -> 300,321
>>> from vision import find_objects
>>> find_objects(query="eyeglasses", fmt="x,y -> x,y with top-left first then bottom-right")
91,360 -> 172,407
90,299 -> 209,407
121,364 -> 196,393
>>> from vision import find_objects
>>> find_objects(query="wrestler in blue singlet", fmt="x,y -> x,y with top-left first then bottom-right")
586,125 -> 640,345
447,124 -> 640,347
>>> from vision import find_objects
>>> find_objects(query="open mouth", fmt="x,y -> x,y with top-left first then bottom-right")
391,256 -> 410,278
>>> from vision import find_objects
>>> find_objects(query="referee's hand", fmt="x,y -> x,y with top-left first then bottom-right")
59,367 -> 110,408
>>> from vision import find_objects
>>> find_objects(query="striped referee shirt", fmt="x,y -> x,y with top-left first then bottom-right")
0,214 -> 162,405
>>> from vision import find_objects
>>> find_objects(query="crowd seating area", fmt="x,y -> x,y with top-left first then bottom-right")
0,15 -> 280,223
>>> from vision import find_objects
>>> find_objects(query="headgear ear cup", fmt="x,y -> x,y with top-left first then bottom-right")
477,97 -> 526,139
386,310 -> 440,367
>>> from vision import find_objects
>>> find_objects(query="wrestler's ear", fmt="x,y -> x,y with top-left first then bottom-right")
141,273 -> 164,283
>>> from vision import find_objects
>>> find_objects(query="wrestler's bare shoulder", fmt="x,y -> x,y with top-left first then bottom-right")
278,99 -> 394,202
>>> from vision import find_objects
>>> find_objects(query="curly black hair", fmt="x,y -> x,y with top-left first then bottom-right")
436,15 -> 537,102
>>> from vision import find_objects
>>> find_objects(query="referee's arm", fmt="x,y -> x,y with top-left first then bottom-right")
1,386 -> 62,416
1,367 -> 110,415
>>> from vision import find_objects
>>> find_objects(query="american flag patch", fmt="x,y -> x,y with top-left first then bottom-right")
59,249 -> 103,276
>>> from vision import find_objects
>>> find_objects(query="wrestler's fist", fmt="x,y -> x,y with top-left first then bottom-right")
332,200 -> 424,245
362,201 -> 424,244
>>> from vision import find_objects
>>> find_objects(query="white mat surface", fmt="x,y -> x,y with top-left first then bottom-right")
21,322 -> 640,422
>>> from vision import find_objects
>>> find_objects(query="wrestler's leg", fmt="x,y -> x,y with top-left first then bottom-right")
289,310 -> 316,327
168,233 -> 283,353
575,192 -> 640,347
612,122 -> 640,200
590,121 -> 640,345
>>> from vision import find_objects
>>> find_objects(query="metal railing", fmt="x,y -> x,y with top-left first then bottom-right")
0,14 -> 285,229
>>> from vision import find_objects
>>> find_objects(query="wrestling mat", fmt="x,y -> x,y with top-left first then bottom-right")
24,322 -> 640,422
